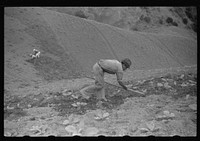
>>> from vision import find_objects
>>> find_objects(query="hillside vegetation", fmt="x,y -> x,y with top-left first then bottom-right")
45,7 -> 197,34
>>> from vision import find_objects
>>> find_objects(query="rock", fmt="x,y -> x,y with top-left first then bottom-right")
180,74 -> 184,79
77,120 -> 85,131
72,102 -> 87,107
169,113 -> 175,117
103,112 -> 109,118
112,89 -> 121,96
63,120 -> 70,125
71,94 -> 79,99
132,87 -> 138,89
149,81 -> 154,87
71,103 -> 78,107
94,110 -> 103,119
157,114 -> 166,119
181,83 -> 188,87
4,132 -> 12,136
81,93 -> 90,99
79,102 -> 87,106
189,104 -> 197,111
174,81 -> 177,85
164,83 -> 171,88
94,110 -> 109,120
139,127 -> 149,132
67,114 -> 81,124
72,117 -> 81,124
163,110 -> 170,116
185,94 -> 190,100
163,110 -> 175,117
65,125 -> 78,134
188,80 -> 196,84
84,127 -> 99,136
146,121 -> 155,131
94,116 -> 101,120
72,132 -> 82,136
96,101 -> 103,108
62,89 -> 73,96
137,80 -> 145,84
157,83 -> 163,87
7,105 -> 14,109
141,89 -> 147,93
161,78 -> 167,81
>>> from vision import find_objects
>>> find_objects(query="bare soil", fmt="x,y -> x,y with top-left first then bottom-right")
4,66 -> 197,136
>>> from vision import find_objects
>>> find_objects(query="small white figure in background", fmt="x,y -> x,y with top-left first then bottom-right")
30,49 -> 41,59
29,49 -> 41,65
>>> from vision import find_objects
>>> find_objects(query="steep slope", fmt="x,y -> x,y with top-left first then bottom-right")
4,7 -> 197,82
45,7 -> 197,35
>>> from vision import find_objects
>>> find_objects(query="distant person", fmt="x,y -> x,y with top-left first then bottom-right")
81,58 -> 132,101
30,49 -> 40,59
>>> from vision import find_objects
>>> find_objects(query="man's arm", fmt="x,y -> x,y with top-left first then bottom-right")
116,72 -> 127,90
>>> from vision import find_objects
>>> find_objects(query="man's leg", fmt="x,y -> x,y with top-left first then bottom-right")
93,63 -> 107,101
80,63 -> 106,100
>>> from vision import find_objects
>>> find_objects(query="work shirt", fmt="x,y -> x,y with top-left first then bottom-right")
98,59 -> 123,81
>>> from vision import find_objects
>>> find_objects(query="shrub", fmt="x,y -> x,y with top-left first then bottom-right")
182,18 -> 188,24
166,17 -> 173,24
140,15 -> 151,23
159,19 -> 163,24
191,23 -> 197,32
74,10 -> 88,19
185,8 -> 193,21
172,22 -> 178,26
185,7 -> 197,23
143,16 -> 151,23
131,26 -> 139,31
140,15 -> 144,20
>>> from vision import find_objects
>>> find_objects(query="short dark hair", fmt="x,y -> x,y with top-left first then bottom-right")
121,58 -> 132,68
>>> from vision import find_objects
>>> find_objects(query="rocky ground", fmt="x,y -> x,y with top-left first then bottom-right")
4,7 -> 197,137
4,66 -> 197,136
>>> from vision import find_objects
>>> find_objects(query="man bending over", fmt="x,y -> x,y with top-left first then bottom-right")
81,58 -> 132,101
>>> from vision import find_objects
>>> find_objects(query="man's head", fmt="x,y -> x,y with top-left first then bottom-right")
121,58 -> 132,71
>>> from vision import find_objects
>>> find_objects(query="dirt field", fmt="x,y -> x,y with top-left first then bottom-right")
4,7 -> 197,136
4,66 -> 197,136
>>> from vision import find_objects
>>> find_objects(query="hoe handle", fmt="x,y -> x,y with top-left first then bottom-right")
85,76 -> 145,95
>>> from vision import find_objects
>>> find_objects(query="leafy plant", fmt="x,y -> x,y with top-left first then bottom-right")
182,18 -> 188,25
159,19 -> 163,24
75,10 -> 88,19
166,17 -> 173,24
143,16 -> 151,23
190,23 -> 197,32
140,15 -> 151,23
185,7 -> 196,22
172,22 -> 178,26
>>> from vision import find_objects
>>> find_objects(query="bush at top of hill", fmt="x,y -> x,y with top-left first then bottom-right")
74,10 -> 89,19
46,7 -> 197,34
185,7 -> 197,23
182,18 -> 188,25
166,17 -> 173,24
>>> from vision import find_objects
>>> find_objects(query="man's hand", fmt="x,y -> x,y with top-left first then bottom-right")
118,80 -> 128,90
123,86 -> 128,90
